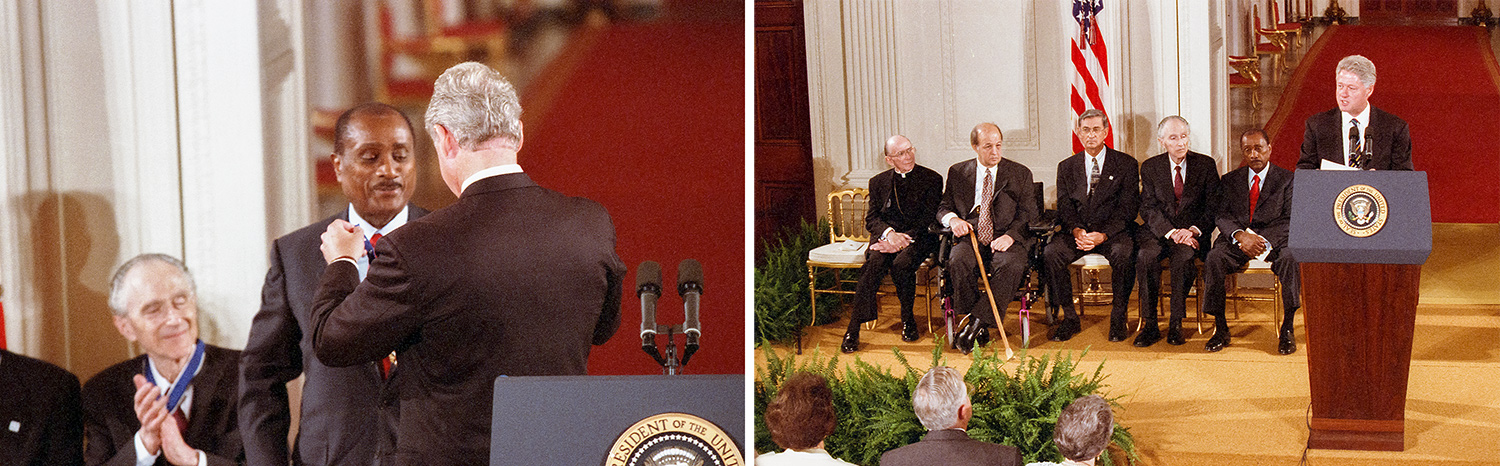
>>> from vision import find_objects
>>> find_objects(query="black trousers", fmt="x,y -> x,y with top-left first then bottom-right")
1201,240 -> 1301,330
850,237 -> 937,324
948,235 -> 1029,327
1044,232 -> 1135,324
1134,232 -> 1204,328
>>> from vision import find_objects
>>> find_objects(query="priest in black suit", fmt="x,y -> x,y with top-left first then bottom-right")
1203,130 -> 1301,354
1132,116 -> 1219,347
1044,109 -> 1139,342
311,62 -> 623,466
239,103 -> 428,466
0,349 -> 83,466
1297,55 -> 1413,171
82,254 -> 243,466
936,123 -> 1036,354
841,135 -> 943,353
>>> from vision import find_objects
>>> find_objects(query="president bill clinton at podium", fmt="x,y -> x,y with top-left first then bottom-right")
1297,55 -> 1413,171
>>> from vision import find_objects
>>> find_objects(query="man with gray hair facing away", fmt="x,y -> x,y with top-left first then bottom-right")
1297,54 -> 1413,171
82,253 -> 244,466
310,62 -> 624,465
880,366 -> 1023,466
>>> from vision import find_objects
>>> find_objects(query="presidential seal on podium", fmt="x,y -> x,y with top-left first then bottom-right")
1334,184 -> 1388,238
607,412 -> 744,466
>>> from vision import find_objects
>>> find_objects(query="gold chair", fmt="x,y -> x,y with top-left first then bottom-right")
1196,259 -> 1283,333
1268,0 -> 1305,48
1144,258 -> 1204,333
375,0 -> 509,107
806,189 -> 871,328
1229,55 -> 1262,110
1069,253 -> 1112,317
1252,5 -> 1291,79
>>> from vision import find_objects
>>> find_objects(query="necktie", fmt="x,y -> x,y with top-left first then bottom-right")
1348,119 -> 1363,168
1088,155 -> 1102,197
1173,165 -> 1184,201
368,232 -> 397,378
172,409 -> 188,433
976,167 -> 995,244
1249,174 -> 1262,219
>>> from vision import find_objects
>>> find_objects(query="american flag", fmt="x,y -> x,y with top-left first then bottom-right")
1071,0 -> 1112,152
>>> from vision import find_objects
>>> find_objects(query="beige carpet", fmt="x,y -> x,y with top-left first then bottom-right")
756,224 -> 1500,465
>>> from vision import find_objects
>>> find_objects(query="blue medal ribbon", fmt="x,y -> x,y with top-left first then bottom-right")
142,339 -> 206,413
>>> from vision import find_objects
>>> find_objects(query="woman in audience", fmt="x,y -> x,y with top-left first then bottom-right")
1028,395 -> 1114,466
757,372 -> 855,465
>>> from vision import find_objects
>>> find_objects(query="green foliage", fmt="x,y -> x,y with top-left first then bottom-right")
754,219 -> 845,344
755,346 -> 1138,466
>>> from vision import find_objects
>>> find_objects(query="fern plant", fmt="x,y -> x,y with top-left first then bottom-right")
755,346 -> 1138,466
754,219 -> 845,344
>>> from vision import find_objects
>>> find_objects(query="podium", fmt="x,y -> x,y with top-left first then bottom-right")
1288,170 -> 1431,451
490,374 -> 744,466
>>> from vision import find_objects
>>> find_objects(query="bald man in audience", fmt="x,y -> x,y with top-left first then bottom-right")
83,254 -> 243,466
880,366 -> 1022,466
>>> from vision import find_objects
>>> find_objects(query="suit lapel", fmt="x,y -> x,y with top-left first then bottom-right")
959,160 -> 978,215
183,347 -> 221,445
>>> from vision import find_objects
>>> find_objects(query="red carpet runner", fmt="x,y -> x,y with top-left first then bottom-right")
520,9 -> 744,375
1264,25 -> 1500,223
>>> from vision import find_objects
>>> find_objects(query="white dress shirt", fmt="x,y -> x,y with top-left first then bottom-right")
1341,105 -> 1371,166
460,163 -> 525,193
348,204 -> 412,281
755,448 -> 857,466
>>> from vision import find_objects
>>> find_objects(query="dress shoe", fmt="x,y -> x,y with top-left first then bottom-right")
1108,324 -> 1128,342
1278,329 -> 1297,355
1133,328 -> 1162,347
954,319 -> 978,354
974,324 -> 991,347
1050,318 -> 1079,342
840,331 -> 860,354
1204,332 -> 1230,352
1165,326 -> 1186,346
901,320 -> 920,342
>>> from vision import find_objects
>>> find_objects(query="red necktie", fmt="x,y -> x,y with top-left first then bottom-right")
370,233 -> 382,246
1248,174 -> 1261,219
368,231 -> 396,378
1173,165 -> 1184,200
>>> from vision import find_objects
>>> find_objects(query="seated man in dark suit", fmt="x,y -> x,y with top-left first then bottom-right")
1203,130 -> 1301,354
1045,109 -> 1139,342
0,349 -> 83,466
1297,54 -> 1413,171
1132,116 -> 1219,347
83,254 -> 243,466
238,103 -> 427,466
880,366 -> 1022,466
936,123 -> 1037,354
841,134 -> 943,353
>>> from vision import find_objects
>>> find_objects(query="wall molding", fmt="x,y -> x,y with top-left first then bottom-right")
940,0 -> 1040,151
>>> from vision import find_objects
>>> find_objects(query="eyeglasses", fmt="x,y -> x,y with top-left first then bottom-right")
1077,126 -> 1107,135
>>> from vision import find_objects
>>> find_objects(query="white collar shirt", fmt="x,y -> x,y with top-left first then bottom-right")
460,164 -> 524,193
348,204 -> 411,281
1341,105 -> 1372,166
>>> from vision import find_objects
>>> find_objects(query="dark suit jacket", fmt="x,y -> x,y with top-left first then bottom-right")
879,429 -> 1023,466
1297,107 -> 1413,170
936,158 -> 1037,245
1216,164 -> 1295,250
1138,151 -> 1219,239
865,165 -> 943,243
239,205 -> 428,466
1057,148 -> 1140,238
0,350 -> 83,466
311,173 -> 624,466
82,346 -> 244,466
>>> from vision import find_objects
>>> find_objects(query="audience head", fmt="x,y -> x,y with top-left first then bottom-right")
884,135 -> 917,173
969,123 -> 1004,168
107,254 -> 200,363
1074,109 -> 1111,154
1053,395 -> 1114,462
912,366 -> 971,431
331,102 -> 417,229
424,62 -> 525,195
1239,128 -> 1272,172
1156,115 -> 1191,162
1335,55 -> 1377,114
764,372 -> 838,451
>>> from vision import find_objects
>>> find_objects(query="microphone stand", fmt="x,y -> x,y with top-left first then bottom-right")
646,323 -> 687,375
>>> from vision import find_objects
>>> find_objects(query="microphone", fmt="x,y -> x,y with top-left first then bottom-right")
636,261 -> 665,365
677,259 -> 703,366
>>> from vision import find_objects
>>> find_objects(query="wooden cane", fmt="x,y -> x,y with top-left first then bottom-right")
969,233 -> 1016,360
